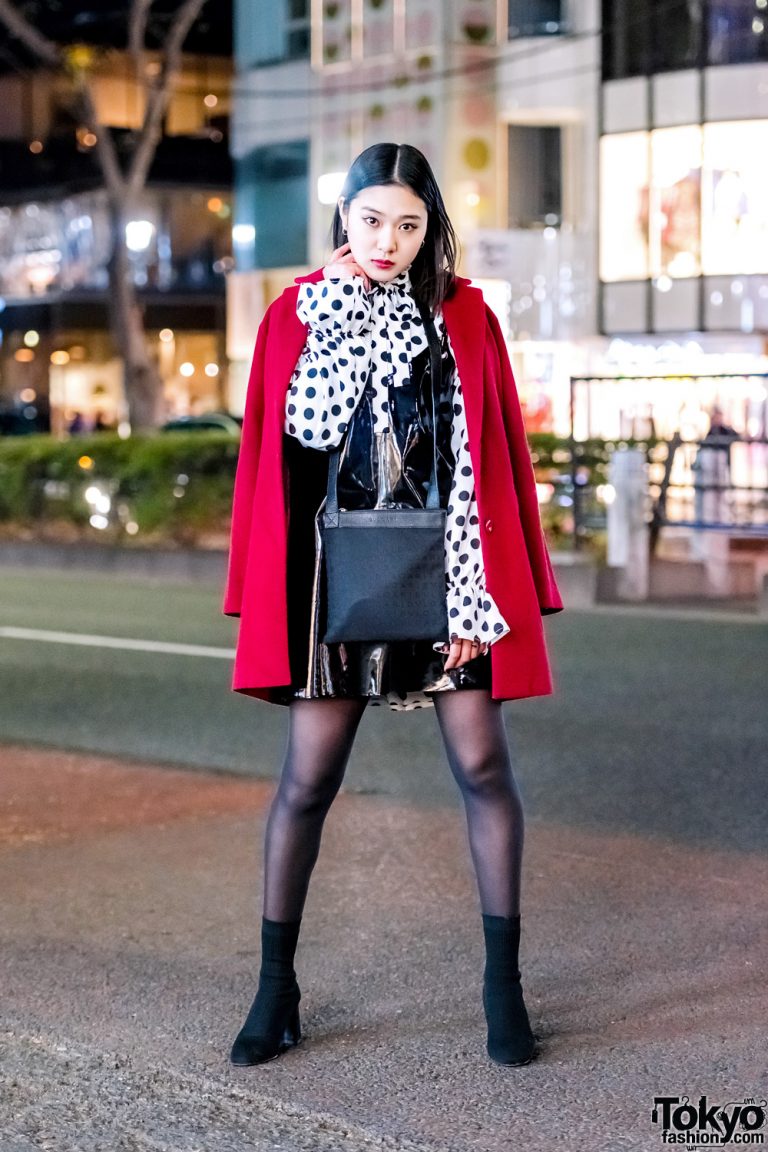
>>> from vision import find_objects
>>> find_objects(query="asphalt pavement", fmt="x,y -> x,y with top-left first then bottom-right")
1,567 -> 767,1151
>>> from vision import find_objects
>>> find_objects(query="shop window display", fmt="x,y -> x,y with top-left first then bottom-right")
601,120 -> 768,286
599,132 -> 649,282
649,126 -> 702,280
702,121 -> 768,277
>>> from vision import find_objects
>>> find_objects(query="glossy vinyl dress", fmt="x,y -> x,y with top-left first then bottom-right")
277,331 -> 492,708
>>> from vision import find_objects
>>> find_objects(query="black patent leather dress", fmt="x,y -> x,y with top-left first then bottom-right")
277,331 -> 491,708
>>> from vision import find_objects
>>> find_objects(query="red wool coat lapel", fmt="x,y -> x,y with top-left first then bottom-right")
224,271 -> 563,704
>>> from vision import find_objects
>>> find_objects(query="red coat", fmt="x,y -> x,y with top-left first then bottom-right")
224,270 -> 563,703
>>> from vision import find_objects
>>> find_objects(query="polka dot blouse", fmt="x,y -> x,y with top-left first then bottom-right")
285,270 -> 510,650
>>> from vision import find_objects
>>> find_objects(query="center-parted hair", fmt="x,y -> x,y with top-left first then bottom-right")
330,142 -> 458,313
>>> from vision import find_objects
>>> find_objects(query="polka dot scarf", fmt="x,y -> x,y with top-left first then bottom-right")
293,271 -> 425,428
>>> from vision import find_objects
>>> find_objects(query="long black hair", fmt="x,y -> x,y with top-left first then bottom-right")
330,143 -> 458,312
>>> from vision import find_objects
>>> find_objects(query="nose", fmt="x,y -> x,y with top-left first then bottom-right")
378,226 -> 396,254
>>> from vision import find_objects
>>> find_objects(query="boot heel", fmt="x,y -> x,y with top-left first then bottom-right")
280,1004 -> 302,1050
483,981 -> 536,1067
230,986 -> 302,1066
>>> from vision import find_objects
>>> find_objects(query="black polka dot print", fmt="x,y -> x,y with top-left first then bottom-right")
286,269 -> 510,693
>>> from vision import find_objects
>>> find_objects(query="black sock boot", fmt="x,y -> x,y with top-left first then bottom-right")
481,914 -> 536,1066
230,917 -> 302,1066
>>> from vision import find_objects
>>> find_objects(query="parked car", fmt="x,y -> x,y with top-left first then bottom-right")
160,412 -> 242,435
0,404 -> 50,435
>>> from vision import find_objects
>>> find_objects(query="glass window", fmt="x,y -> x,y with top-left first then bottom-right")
599,132 -> 650,281
237,140 -> 309,269
655,0 -> 703,71
708,0 -> 768,65
600,128 -> 703,282
508,0 -> 565,38
507,125 -> 562,228
702,120 -> 768,275
363,0 -> 395,59
285,0 -> 311,59
649,125 -> 702,278
602,0 -> 702,78
318,0 -> 352,65
602,0 -> 653,79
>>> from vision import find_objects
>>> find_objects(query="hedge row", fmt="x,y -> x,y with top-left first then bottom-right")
0,431 -> 656,547
0,432 -> 240,546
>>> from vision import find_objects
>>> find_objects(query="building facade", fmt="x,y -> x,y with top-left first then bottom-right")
597,0 -> 768,445
0,3 -> 234,434
231,0 -> 768,445
229,0 -> 599,429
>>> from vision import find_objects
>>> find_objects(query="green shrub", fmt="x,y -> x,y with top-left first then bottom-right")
0,431 -> 659,550
0,432 -> 239,546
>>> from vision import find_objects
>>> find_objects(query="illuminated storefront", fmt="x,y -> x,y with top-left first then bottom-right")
0,22 -> 233,434
600,120 -> 768,293
0,188 -> 232,430
597,26 -> 768,449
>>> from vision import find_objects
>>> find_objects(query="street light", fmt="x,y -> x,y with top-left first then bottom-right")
125,220 -> 155,252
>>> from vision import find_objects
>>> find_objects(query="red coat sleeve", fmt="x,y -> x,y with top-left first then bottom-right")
485,306 -> 563,615
223,303 -> 273,617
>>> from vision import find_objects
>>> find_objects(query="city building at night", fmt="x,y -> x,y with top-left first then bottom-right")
230,0 -> 768,456
228,0 -> 599,427
0,0 -> 234,433
596,0 -> 768,446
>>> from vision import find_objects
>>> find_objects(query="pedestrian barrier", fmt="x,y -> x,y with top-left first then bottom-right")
650,433 -> 768,554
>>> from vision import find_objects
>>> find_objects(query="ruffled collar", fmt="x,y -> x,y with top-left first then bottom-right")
296,266 -> 429,389
366,268 -> 412,297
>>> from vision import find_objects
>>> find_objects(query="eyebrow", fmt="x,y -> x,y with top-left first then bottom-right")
358,205 -> 424,221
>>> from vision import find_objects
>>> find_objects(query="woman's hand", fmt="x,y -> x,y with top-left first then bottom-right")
442,637 -> 488,671
323,243 -> 371,291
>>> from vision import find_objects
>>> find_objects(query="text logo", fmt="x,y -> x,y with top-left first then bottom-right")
652,1096 -> 766,1146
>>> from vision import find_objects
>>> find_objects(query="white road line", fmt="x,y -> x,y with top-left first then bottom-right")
0,626 -> 235,659
566,603 -> 767,625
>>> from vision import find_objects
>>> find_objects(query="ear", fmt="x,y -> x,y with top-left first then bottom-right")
337,196 -> 347,228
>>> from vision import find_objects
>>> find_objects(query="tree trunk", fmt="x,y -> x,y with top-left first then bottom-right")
108,201 -> 164,431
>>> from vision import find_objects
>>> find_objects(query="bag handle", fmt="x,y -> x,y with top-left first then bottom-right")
325,301 -> 443,517
417,301 -> 442,512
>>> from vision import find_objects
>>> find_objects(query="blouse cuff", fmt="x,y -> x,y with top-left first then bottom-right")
434,586 -> 510,651
296,277 -> 371,335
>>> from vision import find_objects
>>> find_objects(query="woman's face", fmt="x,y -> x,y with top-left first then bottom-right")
339,183 -> 428,284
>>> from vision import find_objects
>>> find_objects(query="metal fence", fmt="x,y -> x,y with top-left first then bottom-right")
649,433 -> 768,552
566,372 -> 768,549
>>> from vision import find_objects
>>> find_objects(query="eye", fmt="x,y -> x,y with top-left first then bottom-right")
363,216 -> 379,226
401,223 -> 417,231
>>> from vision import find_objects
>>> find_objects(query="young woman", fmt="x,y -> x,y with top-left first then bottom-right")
224,143 -> 563,1068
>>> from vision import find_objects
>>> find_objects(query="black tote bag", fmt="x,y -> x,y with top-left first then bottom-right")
321,305 -> 449,645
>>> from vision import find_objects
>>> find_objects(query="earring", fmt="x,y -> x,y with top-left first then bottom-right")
342,227 -> 348,236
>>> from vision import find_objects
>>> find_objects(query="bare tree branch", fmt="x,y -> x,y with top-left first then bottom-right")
127,0 -> 207,193
128,0 -> 154,74
0,0 -> 62,68
0,0 -> 123,195
76,82 -> 125,199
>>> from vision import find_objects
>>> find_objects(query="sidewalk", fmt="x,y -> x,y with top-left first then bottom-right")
2,744 -> 765,1152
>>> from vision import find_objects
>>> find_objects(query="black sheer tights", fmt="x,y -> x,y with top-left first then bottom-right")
263,698 -> 368,922
261,690 -> 524,922
432,690 -> 524,918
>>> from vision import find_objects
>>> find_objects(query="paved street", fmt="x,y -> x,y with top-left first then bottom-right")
1,567 -> 767,1151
